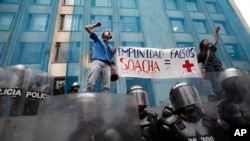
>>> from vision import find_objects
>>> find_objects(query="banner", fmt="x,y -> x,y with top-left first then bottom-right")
116,47 -> 202,79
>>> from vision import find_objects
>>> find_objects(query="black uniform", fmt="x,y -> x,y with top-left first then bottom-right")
158,108 -> 228,141
157,82 -> 229,141
218,100 -> 250,125
161,104 -> 173,118
140,110 -> 159,141
217,68 -> 250,125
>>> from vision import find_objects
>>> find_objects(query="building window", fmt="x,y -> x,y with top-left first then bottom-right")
120,16 -> 140,32
224,44 -> 246,60
32,0 -> 51,5
170,19 -> 185,33
118,0 -> 136,8
0,13 -> 15,31
63,0 -> 84,5
205,2 -> 217,13
27,14 -> 49,31
71,15 -> 83,31
214,21 -> 228,35
177,42 -> 193,48
63,0 -> 73,5
91,15 -> 113,32
0,0 -> 19,3
59,14 -> 82,31
192,19 -> 207,34
54,78 -> 65,95
60,15 -> 70,31
54,42 -> 80,63
164,0 -> 178,10
17,43 -> 44,64
185,0 -> 198,12
91,0 -> 111,7
54,42 -> 68,63
68,42 -> 80,63
121,42 -> 144,47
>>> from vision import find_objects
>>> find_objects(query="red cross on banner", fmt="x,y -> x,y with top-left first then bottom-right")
182,60 -> 194,72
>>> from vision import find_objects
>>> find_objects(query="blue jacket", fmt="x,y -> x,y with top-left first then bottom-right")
90,33 -> 114,63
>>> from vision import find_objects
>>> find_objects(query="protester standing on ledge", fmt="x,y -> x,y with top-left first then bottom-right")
197,26 -> 224,100
84,22 -> 116,93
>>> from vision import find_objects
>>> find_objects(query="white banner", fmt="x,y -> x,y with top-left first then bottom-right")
116,47 -> 202,79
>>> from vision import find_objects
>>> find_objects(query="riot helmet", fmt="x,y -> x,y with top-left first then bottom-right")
219,68 -> 245,89
126,85 -> 148,106
14,64 -> 25,71
219,68 -> 249,102
12,64 -> 25,79
9,64 -> 26,88
72,82 -> 80,87
169,82 -> 202,112
69,82 -> 80,93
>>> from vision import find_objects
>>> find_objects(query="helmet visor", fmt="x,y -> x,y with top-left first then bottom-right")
128,89 -> 147,106
170,85 -> 202,111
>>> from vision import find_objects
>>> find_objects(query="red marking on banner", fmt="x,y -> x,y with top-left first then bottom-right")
182,60 -> 194,72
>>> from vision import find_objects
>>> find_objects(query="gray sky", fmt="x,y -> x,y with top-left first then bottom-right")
234,0 -> 250,28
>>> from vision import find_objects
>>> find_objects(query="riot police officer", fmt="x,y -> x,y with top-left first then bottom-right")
126,85 -> 159,141
217,68 -> 250,125
157,82 -> 229,141
68,82 -> 80,94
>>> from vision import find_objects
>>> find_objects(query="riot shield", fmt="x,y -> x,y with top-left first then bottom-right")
0,65 -> 54,117
33,93 -> 141,141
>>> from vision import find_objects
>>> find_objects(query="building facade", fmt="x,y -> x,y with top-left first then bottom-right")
0,0 -> 250,107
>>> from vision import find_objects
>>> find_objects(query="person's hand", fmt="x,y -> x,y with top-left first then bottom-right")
216,26 -> 220,33
96,22 -> 101,27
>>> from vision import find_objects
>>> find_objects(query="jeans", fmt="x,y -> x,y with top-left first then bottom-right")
84,60 -> 111,93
